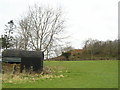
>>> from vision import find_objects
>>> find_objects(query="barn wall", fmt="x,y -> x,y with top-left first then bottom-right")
20,57 -> 43,73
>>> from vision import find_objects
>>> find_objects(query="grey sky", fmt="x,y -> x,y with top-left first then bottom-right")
0,0 -> 118,49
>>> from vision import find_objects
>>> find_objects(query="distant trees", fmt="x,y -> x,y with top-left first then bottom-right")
82,39 -> 118,60
53,39 -> 118,61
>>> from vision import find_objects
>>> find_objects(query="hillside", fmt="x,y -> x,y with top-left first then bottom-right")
49,49 -> 83,61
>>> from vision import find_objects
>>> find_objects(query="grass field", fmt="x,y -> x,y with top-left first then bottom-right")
2,60 -> 118,88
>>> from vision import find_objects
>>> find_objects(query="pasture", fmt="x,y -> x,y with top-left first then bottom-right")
2,60 -> 118,88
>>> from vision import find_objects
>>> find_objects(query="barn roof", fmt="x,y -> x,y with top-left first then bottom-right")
2,49 -> 43,58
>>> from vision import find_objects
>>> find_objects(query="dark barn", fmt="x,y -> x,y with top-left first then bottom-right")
2,49 -> 44,73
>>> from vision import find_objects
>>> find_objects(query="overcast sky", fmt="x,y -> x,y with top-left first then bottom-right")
0,0 -> 118,49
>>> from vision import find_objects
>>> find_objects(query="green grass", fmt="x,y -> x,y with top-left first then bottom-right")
3,60 -> 118,88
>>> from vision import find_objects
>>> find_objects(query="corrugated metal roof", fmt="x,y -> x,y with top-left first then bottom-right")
2,49 -> 43,58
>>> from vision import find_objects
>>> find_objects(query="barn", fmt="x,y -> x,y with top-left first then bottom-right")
2,49 -> 44,73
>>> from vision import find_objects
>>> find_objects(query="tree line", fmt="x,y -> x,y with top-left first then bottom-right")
60,38 -> 118,60
81,39 -> 118,60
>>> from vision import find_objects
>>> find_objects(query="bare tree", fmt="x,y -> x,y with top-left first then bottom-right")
53,42 -> 74,58
17,17 -> 31,50
83,38 -> 96,59
18,4 -> 65,53
61,42 -> 74,52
